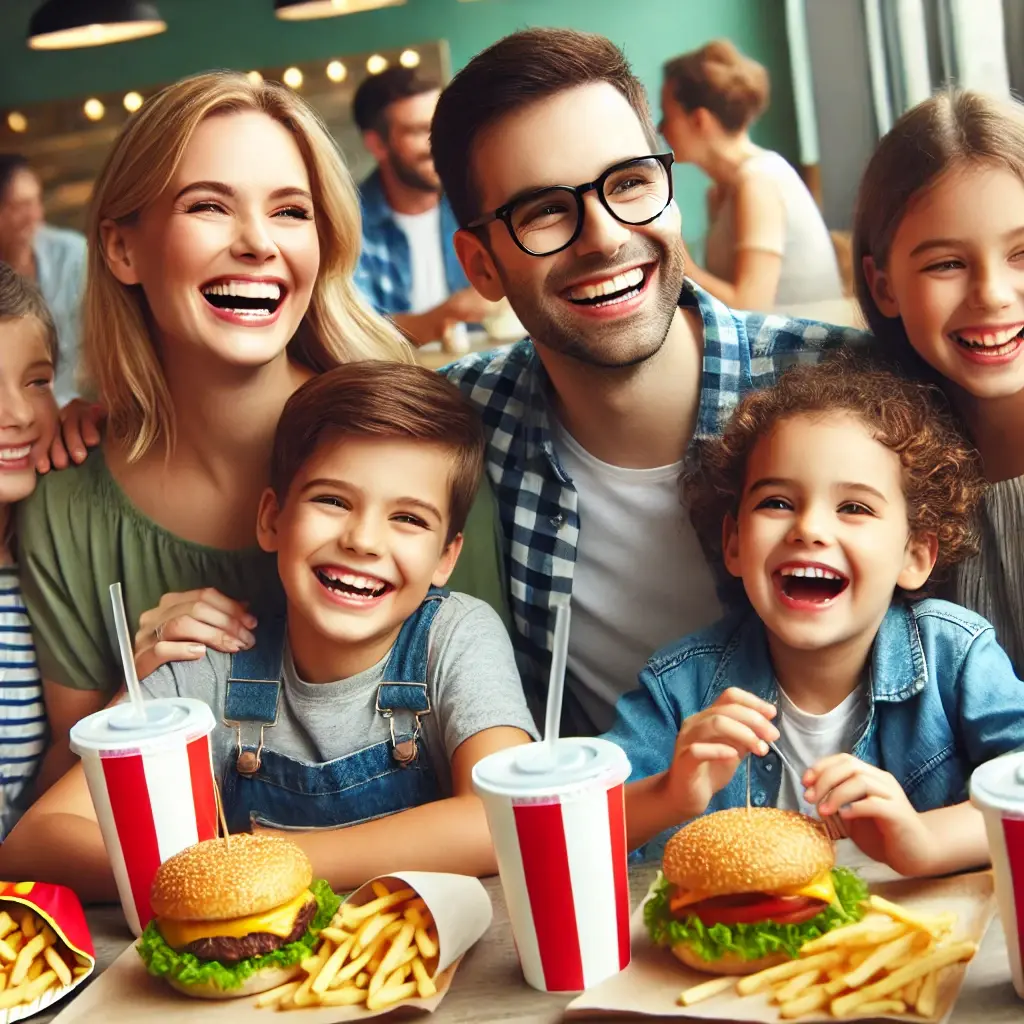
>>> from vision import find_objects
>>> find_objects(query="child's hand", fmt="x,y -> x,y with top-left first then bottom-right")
665,688 -> 779,818
134,588 -> 257,680
37,399 -> 106,473
803,755 -> 932,875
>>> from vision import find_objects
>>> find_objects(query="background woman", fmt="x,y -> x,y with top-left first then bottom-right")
660,39 -> 843,311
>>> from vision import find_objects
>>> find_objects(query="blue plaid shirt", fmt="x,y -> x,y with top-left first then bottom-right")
441,280 -> 871,731
354,169 -> 469,315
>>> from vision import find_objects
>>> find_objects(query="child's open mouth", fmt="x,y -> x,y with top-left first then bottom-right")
950,324 -> 1024,359
773,564 -> 849,608
315,568 -> 394,603
200,278 -> 286,321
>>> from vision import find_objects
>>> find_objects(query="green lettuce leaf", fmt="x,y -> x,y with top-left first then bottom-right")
644,866 -> 868,965
136,878 -> 342,992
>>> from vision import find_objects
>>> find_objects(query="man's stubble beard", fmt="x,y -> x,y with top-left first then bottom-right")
496,238 -> 687,370
389,149 -> 442,194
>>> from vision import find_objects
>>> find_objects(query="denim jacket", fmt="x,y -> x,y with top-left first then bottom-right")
603,598 -> 1024,861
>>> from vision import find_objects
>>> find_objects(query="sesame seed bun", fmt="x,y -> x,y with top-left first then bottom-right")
663,807 -> 834,897
150,835 -> 313,922
671,944 -> 790,976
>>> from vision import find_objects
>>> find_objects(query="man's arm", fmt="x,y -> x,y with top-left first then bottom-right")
256,726 -> 532,890
393,288 -> 499,348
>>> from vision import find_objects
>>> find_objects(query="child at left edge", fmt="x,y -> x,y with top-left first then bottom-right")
1,361 -> 537,896
609,354 -> 1024,878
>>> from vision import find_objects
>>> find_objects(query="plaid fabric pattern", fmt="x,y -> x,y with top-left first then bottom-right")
353,169 -> 468,315
441,280 -> 871,719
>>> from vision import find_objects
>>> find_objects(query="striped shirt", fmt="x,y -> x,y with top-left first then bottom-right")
0,566 -> 46,838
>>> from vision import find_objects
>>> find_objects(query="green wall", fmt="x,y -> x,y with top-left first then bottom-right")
0,0 -> 796,247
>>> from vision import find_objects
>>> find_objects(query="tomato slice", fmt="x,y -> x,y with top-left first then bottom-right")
678,892 -> 826,927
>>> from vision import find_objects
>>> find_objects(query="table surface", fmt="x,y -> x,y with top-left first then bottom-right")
38,853 -> 1022,1024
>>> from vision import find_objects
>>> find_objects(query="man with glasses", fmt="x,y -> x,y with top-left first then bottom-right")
431,28 -> 870,737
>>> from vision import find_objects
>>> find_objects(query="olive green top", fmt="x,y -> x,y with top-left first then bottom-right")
16,450 -> 509,694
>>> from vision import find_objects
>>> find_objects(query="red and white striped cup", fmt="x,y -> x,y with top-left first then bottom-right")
70,698 -> 218,936
472,737 -> 631,993
970,751 -> 1024,1000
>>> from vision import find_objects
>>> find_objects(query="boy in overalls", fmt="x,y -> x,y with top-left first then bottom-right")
4,362 -> 537,897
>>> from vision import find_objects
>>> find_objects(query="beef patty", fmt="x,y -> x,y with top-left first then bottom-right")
183,895 -> 317,962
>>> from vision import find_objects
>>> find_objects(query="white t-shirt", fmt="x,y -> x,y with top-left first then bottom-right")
552,421 -> 723,732
392,206 -> 449,316
775,686 -> 868,816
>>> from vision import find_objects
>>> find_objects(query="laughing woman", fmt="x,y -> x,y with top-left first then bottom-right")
14,72 -> 507,795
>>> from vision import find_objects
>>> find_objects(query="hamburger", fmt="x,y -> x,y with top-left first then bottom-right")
644,807 -> 867,975
136,834 -> 341,999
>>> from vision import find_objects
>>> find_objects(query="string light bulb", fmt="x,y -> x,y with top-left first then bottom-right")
6,112 -> 27,133
399,49 -> 419,68
283,67 -> 303,89
83,97 -> 105,121
123,91 -> 143,113
326,60 -> 347,82
246,70 -> 263,86
366,54 -> 388,75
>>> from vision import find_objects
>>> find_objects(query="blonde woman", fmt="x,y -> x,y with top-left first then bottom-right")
660,40 -> 842,310
18,72 -> 506,793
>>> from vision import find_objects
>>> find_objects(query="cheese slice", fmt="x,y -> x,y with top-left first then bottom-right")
668,870 -> 837,913
159,890 -> 314,949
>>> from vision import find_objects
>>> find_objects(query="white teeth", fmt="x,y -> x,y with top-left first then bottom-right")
320,569 -> 388,593
780,566 -> 843,580
953,325 -> 1023,348
0,446 -> 31,460
202,280 -> 282,300
567,266 -> 644,301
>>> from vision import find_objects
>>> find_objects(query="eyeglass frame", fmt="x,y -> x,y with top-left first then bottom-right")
465,152 -> 676,257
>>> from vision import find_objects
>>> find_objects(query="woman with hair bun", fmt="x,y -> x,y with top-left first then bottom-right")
661,39 -> 842,310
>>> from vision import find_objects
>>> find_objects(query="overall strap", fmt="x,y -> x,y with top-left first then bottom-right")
376,587 -> 447,765
224,611 -> 287,775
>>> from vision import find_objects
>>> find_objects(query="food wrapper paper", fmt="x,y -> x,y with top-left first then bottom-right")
0,881 -> 95,1022
566,870 -> 997,1023
51,870 -> 492,1022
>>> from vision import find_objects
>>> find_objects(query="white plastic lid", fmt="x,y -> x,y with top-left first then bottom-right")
969,751 -> 1024,815
472,737 -> 630,800
70,698 -> 215,756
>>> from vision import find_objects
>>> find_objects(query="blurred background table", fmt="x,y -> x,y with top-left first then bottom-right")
41,851 -> 1021,1023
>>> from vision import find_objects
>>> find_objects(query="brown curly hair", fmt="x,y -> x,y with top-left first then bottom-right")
684,354 -> 985,596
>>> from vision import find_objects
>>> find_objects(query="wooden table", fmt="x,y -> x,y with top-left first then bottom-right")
37,862 -> 1022,1023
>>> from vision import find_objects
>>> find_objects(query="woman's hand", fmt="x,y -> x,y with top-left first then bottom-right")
37,400 -> 106,473
804,754 -> 932,876
134,588 -> 257,680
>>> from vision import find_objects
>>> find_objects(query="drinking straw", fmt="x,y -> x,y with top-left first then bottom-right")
543,596 -> 572,761
109,582 -> 147,723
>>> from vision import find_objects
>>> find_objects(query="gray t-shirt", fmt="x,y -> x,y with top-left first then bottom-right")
141,593 -> 539,795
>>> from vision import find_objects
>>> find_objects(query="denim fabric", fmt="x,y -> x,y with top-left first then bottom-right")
353,169 -> 468,315
221,589 -> 446,832
602,598 -> 1024,861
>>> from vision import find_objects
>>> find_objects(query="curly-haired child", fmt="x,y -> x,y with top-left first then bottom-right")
611,354 -> 1024,878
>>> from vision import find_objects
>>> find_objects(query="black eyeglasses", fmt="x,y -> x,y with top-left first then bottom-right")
467,153 -> 675,257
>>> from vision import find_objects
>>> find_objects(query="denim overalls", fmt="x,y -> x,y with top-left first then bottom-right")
220,589 -> 447,833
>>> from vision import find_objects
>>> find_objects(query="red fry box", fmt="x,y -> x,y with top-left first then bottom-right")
0,881 -> 96,1022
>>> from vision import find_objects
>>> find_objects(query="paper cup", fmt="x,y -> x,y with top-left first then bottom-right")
341,871 -> 493,981
70,698 -> 218,936
970,750 -> 1024,1000
472,737 -> 632,993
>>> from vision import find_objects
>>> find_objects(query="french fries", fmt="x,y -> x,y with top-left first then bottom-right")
679,894 -> 977,1019
257,881 -> 441,1012
0,902 -> 85,1013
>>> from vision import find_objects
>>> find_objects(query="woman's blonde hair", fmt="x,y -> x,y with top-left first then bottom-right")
663,39 -> 769,134
853,90 -> 1024,362
84,70 -> 411,460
